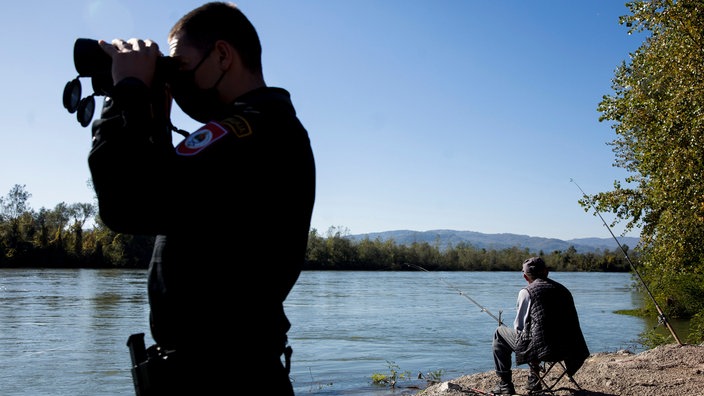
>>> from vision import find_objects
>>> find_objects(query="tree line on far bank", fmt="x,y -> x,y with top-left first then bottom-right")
0,185 -> 632,272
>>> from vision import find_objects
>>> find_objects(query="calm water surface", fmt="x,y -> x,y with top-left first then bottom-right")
0,269 -> 655,396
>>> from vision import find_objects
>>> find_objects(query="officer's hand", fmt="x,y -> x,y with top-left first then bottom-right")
99,38 -> 160,88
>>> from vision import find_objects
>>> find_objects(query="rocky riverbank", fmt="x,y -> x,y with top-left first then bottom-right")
415,343 -> 704,396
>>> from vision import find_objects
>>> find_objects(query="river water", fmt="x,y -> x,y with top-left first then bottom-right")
0,269 -> 665,396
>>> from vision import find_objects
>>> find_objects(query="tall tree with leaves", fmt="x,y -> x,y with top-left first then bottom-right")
590,0 -> 704,341
67,202 -> 96,255
0,184 -> 32,254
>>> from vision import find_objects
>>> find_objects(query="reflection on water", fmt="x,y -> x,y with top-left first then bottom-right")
0,268 -> 150,396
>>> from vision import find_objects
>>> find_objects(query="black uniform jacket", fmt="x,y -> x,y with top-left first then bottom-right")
88,78 -> 316,356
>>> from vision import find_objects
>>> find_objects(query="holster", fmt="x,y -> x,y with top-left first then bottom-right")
126,333 -> 178,396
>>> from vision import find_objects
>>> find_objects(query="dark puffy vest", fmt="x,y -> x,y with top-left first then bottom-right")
516,278 -> 590,375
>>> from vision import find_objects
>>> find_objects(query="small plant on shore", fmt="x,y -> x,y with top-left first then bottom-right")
418,369 -> 444,385
371,361 -> 445,389
371,360 -> 411,388
301,367 -> 333,392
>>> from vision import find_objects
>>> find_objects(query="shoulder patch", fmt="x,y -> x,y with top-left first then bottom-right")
175,122 -> 229,156
219,115 -> 253,138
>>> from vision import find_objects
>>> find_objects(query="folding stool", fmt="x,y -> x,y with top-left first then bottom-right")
529,360 -> 582,394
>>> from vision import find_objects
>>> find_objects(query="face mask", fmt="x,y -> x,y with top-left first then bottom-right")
168,47 -> 227,123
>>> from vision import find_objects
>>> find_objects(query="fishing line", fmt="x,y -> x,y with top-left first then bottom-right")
405,263 -> 504,326
570,178 -> 682,345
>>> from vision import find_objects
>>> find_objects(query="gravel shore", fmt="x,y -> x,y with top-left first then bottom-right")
415,343 -> 704,396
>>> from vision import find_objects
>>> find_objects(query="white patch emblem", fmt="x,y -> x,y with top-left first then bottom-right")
175,122 -> 229,156
186,129 -> 213,148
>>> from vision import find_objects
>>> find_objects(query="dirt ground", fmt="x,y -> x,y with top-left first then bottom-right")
415,343 -> 704,396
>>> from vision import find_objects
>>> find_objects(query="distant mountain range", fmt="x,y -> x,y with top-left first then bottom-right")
346,229 -> 640,254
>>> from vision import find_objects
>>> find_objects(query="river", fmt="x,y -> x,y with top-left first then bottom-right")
0,269 -> 670,396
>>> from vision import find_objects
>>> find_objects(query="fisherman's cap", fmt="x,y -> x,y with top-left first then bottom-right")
522,256 -> 546,275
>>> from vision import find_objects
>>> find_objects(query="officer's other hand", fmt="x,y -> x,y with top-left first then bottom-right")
99,38 -> 160,88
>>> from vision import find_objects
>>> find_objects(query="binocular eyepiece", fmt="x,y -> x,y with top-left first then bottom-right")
63,38 -> 176,127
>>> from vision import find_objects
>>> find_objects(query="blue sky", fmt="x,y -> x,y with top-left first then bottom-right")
0,1 -> 646,240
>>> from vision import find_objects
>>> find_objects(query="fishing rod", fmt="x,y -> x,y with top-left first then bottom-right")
570,178 -> 682,345
405,263 -> 504,326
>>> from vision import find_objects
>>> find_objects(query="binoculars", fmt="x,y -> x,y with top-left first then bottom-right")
62,38 -> 176,127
